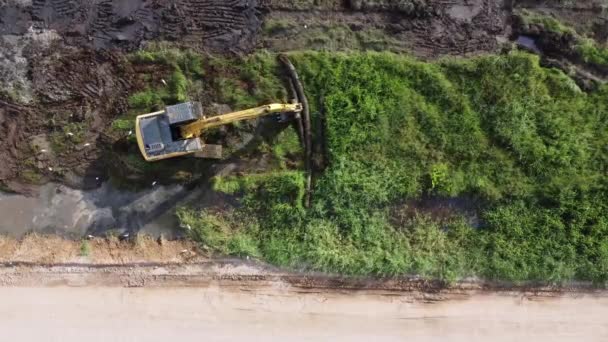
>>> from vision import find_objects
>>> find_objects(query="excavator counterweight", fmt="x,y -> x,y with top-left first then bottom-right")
135,102 -> 302,162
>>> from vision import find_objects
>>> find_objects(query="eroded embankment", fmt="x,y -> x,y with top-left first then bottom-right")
0,232 -> 603,295
0,259 -> 605,299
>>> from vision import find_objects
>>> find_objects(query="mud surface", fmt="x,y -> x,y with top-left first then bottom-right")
263,0 -> 509,57
0,182 -> 187,238
2,0 -> 262,52
0,45 -> 132,193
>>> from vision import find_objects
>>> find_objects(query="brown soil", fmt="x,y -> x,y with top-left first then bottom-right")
0,45 -> 135,193
262,0 -> 509,57
4,0 -> 262,52
0,234 -> 200,264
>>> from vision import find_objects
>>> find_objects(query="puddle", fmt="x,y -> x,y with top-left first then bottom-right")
0,182 -> 188,239
516,35 -> 542,54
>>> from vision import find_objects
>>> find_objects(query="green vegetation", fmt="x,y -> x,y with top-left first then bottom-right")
517,10 -> 608,68
80,240 -> 90,257
272,128 -> 302,169
264,0 -> 342,10
127,44 -> 205,113
576,38 -> 608,66
517,10 -> 575,35
263,20 -> 406,52
20,169 -> 43,184
50,122 -> 86,154
204,52 -> 289,108
179,51 -> 608,284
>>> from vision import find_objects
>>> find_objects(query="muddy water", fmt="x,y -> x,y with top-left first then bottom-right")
0,182 -> 188,238
516,35 -> 542,54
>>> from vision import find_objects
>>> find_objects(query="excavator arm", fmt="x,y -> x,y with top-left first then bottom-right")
180,103 -> 302,139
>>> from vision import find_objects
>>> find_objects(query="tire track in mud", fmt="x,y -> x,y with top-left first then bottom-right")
0,44 -> 134,192
23,0 -> 264,52
262,0 -> 509,57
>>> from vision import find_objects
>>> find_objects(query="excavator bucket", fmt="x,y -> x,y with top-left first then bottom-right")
135,102 -> 209,162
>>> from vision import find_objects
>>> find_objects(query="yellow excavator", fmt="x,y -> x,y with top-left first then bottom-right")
135,102 -> 302,161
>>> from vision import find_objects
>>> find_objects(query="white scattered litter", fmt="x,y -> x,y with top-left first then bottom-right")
186,224 -> 192,231
66,132 -> 74,136
304,24 -> 308,29
95,177 -> 100,181
152,181 -> 157,186
48,167 -> 53,171
128,130 -> 133,136
40,149 -> 47,153
86,235 -> 94,239
161,79 -> 167,86
83,143 -> 91,147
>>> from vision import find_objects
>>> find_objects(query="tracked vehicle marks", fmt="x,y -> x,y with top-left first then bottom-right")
6,0 -> 263,52
159,0 -> 261,51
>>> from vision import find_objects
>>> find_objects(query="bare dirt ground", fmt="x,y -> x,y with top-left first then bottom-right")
0,234 -> 200,264
0,271 -> 608,341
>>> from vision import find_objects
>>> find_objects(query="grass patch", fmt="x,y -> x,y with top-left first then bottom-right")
517,10 -> 608,68
576,38 -> 608,66
80,240 -> 90,257
517,10 -> 576,35
126,44 -> 205,113
178,51 -> 608,284
263,20 -> 406,52
20,169 -> 43,184
272,127 -> 302,169
50,122 -> 86,154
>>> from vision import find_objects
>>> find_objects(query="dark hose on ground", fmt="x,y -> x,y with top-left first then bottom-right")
279,54 -> 312,208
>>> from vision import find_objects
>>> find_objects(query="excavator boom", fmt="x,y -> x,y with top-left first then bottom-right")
180,103 -> 302,139
135,102 -> 302,162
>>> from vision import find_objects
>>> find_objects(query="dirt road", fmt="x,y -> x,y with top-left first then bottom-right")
0,262 -> 605,340
1,285 -> 607,341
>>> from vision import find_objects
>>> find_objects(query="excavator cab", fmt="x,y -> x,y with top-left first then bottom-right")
135,101 -> 302,162
135,102 -> 214,162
